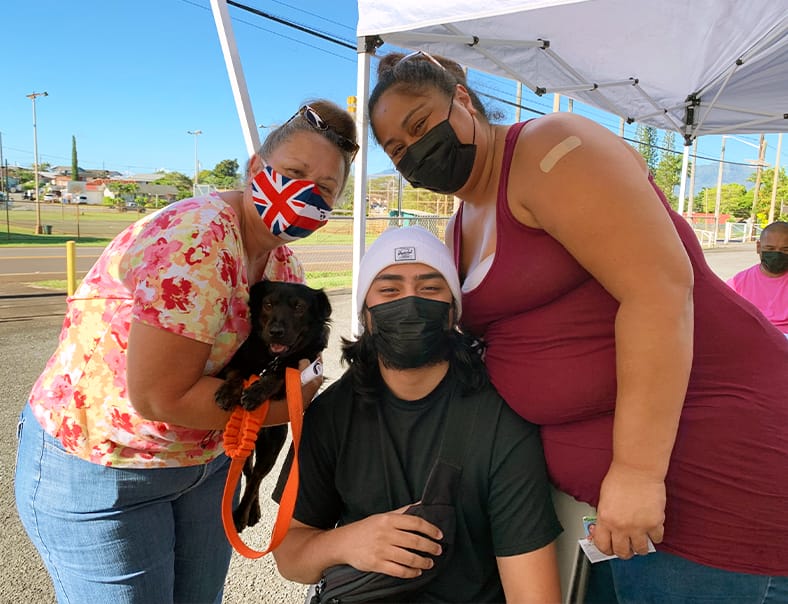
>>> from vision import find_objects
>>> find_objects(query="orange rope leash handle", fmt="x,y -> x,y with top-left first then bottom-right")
221,367 -> 304,559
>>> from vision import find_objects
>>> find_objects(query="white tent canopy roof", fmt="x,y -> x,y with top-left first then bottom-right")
357,0 -> 788,142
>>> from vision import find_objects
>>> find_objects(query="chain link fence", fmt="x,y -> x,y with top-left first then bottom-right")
2,200 -> 452,288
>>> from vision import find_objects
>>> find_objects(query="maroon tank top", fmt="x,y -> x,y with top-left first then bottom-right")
453,121 -> 788,575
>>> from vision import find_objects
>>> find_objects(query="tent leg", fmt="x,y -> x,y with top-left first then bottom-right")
677,145 -> 690,216
351,43 -> 373,336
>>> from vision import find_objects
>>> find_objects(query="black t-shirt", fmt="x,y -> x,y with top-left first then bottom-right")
274,370 -> 562,603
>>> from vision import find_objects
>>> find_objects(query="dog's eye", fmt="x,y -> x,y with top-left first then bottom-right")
293,302 -> 306,314
262,302 -> 273,311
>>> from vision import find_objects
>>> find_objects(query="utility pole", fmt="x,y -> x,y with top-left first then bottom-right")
0,131 -> 5,199
749,133 -> 767,240
187,129 -> 202,196
768,133 -> 783,224
27,91 -> 48,234
713,136 -> 726,241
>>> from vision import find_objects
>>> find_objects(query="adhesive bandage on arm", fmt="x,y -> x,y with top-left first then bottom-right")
539,135 -> 582,173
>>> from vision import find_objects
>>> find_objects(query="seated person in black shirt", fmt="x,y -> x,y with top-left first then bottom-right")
273,225 -> 562,603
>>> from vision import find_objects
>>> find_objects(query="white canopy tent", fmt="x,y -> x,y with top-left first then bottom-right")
356,0 -> 788,139
210,0 -> 788,327
352,0 -> 788,325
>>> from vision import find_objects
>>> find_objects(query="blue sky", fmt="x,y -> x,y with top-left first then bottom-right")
1,0 -> 784,183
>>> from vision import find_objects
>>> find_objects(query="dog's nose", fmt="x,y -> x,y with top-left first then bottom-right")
268,324 -> 285,339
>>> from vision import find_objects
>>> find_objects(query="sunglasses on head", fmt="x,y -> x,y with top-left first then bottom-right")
287,105 -> 359,161
396,50 -> 446,71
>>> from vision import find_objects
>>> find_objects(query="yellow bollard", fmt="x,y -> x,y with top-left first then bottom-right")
66,240 -> 77,296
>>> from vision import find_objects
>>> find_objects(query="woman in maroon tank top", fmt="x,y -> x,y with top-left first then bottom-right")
367,50 -> 788,603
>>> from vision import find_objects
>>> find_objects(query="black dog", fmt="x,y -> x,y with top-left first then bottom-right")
216,280 -> 331,532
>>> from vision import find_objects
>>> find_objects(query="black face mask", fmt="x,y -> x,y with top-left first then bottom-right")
761,251 -> 788,275
368,296 -> 452,370
395,97 -> 476,195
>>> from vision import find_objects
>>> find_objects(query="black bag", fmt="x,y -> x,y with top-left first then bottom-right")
311,390 -> 479,604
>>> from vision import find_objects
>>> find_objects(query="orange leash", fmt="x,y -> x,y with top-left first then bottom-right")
221,367 -> 304,559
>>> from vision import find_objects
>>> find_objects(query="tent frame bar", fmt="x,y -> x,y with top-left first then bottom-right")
383,31 -> 547,49
210,0 -> 260,158
538,78 -> 638,96
691,21 -> 787,140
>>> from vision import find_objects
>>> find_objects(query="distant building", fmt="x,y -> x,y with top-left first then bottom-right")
50,166 -> 122,187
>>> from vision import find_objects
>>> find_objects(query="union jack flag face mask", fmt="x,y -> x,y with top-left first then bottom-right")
251,164 -> 332,241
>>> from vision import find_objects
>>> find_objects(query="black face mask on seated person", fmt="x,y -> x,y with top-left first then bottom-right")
368,296 -> 453,370
395,95 -> 477,195
761,251 -> 788,275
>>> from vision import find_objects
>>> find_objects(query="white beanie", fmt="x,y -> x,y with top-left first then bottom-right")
357,225 -> 462,319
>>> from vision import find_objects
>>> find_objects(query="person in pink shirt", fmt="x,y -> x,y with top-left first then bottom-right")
727,221 -> 788,334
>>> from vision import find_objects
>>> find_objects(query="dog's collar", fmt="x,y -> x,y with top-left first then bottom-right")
259,356 -> 282,377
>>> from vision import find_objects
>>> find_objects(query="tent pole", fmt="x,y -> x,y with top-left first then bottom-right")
351,41 -> 373,336
677,145 -> 690,216
210,0 -> 260,157
687,139 -> 698,221
713,136 -> 727,243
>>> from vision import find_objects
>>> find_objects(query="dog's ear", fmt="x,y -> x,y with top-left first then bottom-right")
249,281 -> 264,302
311,287 -> 332,322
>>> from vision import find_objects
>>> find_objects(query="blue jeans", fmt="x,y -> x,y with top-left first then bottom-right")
610,550 -> 788,604
14,404 -> 235,604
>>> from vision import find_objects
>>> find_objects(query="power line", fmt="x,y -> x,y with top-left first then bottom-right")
226,0 -> 356,50
177,0 -> 355,63
265,0 -> 356,33
476,92 -> 546,117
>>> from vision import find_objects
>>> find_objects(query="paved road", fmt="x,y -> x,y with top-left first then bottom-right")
0,243 -> 758,603
0,245 -> 353,284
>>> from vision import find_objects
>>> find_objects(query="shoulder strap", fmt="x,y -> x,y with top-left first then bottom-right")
436,382 -> 481,467
417,382 -> 482,506
497,121 -> 530,209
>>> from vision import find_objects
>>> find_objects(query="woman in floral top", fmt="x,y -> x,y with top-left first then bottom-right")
15,99 -> 358,604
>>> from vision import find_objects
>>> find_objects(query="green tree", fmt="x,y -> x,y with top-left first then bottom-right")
748,166 -> 788,223
652,131 -> 685,209
202,159 -> 241,190
699,183 -> 750,219
636,124 -> 659,172
153,171 -> 193,199
71,136 -> 79,181
16,169 -> 34,185
214,159 -> 239,179
105,181 -> 140,210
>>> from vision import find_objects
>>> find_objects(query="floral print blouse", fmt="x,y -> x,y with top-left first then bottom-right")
28,193 -> 305,468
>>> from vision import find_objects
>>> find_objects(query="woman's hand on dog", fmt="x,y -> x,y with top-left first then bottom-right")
262,357 -> 324,426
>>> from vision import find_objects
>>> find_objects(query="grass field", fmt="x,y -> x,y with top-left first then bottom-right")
0,206 -> 399,247
34,268 -> 354,292
3,204 -> 450,292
